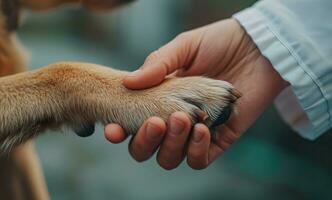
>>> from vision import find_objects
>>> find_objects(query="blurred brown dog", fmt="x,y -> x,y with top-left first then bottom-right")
0,0 -> 239,199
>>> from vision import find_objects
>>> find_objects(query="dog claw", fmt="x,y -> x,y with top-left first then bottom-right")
232,88 -> 242,99
195,109 -> 210,123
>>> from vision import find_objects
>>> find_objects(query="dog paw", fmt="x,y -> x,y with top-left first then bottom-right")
92,76 -> 241,135
54,63 -> 241,136
155,77 -> 241,129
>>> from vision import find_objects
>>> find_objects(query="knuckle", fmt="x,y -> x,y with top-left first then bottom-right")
216,140 -> 230,152
219,131 -> 240,146
159,59 -> 172,74
145,50 -> 160,63
175,32 -> 191,43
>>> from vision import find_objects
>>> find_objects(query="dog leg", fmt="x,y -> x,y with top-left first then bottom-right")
0,35 -> 49,200
0,141 -> 50,200
0,61 -> 240,152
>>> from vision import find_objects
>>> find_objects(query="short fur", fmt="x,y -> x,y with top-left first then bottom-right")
0,62 -> 238,152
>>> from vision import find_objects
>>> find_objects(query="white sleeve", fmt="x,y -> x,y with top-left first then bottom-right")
233,0 -> 332,140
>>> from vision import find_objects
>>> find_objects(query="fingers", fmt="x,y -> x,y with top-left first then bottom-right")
156,112 -> 192,170
186,124 -> 211,170
104,124 -> 128,144
123,33 -> 199,90
129,117 -> 167,162
104,117 -> 242,170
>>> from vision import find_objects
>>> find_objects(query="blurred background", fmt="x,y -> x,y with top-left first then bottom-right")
17,0 -> 332,199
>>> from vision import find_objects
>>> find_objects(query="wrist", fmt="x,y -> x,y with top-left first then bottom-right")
264,56 -> 290,95
231,18 -> 289,97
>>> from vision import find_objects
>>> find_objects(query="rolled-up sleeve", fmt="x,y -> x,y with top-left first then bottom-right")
233,0 -> 332,140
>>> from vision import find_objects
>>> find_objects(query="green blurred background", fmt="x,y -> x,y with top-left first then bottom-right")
17,0 -> 332,199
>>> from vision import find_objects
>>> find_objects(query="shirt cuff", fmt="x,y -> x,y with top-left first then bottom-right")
233,7 -> 331,140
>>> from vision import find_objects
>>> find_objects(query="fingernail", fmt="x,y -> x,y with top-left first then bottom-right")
169,118 -> 184,136
193,128 -> 204,143
146,123 -> 161,140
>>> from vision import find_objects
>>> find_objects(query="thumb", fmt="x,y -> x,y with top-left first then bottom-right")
123,33 -> 198,90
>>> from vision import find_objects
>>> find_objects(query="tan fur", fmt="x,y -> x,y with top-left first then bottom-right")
0,62 -> 238,152
0,1 -> 136,199
0,0 -> 239,199
0,141 -> 50,200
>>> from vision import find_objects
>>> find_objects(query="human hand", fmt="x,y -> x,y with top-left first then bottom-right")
104,19 -> 288,170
